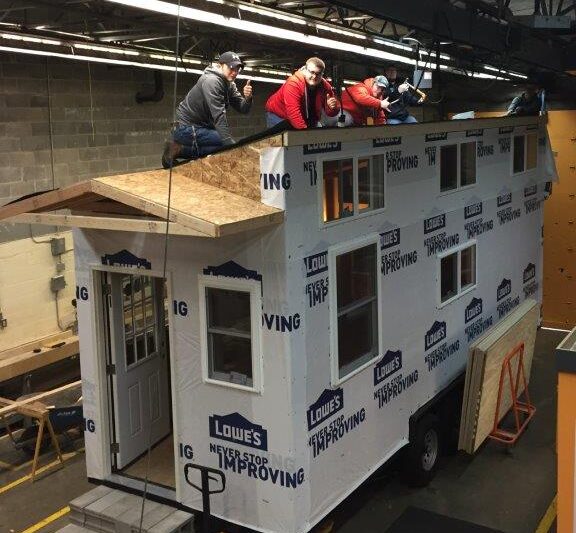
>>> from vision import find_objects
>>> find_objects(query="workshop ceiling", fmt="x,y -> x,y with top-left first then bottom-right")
0,0 -> 574,88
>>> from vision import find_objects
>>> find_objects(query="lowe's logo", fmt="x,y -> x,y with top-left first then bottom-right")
524,185 -> 537,197
373,136 -> 401,147
303,142 -> 341,155
307,388 -> 343,431
424,213 -> 446,234
425,321 -> 447,351
304,251 -> 328,277
425,132 -> 447,142
466,128 -> 484,137
497,192 -> 512,207
101,250 -> 151,270
499,126 -> 514,134
374,350 -> 402,386
380,228 -> 400,250
523,263 -> 536,283
464,201 -> 483,219
465,297 -> 483,324
497,278 -> 512,301
209,413 -> 268,451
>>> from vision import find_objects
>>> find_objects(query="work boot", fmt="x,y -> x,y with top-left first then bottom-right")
162,140 -> 182,169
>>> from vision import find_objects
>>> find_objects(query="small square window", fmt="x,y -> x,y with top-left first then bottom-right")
526,133 -> 538,170
441,253 -> 458,302
440,144 -> 458,192
513,135 -> 525,173
460,142 -> 476,187
323,159 -> 354,222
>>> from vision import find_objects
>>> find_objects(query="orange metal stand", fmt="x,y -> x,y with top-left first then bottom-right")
488,342 -> 536,445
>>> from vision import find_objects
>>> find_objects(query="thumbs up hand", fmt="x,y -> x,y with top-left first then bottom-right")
243,79 -> 253,100
326,95 -> 338,110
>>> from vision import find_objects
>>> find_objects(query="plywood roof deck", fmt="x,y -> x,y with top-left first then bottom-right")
0,135 -> 284,238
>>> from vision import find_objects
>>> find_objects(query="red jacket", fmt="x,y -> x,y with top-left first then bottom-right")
265,70 -> 340,129
341,78 -> 386,125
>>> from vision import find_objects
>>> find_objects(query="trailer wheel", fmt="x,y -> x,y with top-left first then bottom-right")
403,414 -> 441,487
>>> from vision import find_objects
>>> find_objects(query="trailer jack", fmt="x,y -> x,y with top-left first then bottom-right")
184,463 -> 226,533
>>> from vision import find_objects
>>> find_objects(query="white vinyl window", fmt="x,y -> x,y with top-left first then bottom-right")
438,242 -> 477,306
513,132 -> 538,174
199,276 -> 262,392
440,141 -> 477,193
329,235 -> 382,384
322,155 -> 385,223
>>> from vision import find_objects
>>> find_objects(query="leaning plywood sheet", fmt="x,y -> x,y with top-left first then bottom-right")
172,135 -> 283,202
459,299 -> 539,453
94,172 -> 283,237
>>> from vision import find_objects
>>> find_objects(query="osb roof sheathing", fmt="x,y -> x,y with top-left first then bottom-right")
0,134 -> 284,238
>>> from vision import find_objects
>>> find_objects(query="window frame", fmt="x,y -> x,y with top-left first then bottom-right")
198,274 -> 263,393
328,234 -> 383,386
318,151 -> 387,227
511,132 -> 538,175
437,240 -> 478,308
438,141 -> 477,196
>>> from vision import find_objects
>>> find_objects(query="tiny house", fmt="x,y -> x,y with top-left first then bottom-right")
0,116 -> 556,533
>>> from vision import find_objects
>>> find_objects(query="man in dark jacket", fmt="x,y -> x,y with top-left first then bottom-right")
506,83 -> 543,116
384,66 -> 424,125
162,51 -> 253,168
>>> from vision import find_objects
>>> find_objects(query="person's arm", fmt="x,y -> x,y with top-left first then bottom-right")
323,84 -> 340,117
204,77 -> 235,145
283,78 -> 308,129
228,81 -> 252,114
507,96 -> 522,115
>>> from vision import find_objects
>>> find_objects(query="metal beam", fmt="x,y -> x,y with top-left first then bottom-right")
330,0 -> 567,71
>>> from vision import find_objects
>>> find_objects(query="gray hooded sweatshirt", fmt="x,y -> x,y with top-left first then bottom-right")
176,65 -> 252,145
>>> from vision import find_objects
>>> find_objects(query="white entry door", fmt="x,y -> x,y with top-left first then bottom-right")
107,272 -> 171,470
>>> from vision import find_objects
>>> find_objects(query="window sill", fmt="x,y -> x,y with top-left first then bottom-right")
438,283 -> 476,309
332,353 -> 380,387
322,206 -> 386,229
204,376 -> 262,394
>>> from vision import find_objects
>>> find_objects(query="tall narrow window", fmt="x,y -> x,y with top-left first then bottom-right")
331,240 -> 380,382
439,243 -> 477,305
460,142 -> 477,187
513,134 -> 526,173
358,155 -> 385,212
200,277 -> 262,391
526,133 -> 538,170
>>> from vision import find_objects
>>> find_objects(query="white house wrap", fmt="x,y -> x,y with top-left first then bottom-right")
0,116 -> 556,533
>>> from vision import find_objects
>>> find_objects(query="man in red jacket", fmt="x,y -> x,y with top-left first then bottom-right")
265,57 -> 340,129
338,75 -> 391,126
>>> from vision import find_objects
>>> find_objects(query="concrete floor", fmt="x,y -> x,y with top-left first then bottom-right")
0,329 -> 562,533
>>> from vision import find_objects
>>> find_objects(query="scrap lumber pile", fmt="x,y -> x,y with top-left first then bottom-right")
458,299 -> 539,453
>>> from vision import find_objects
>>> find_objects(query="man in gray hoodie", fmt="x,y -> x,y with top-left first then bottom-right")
162,51 -> 253,168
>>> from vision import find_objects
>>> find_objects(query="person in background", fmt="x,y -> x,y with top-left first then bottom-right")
162,51 -> 253,169
265,57 -> 340,129
506,82 -> 543,116
384,65 -> 424,125
335,75 -> 391,126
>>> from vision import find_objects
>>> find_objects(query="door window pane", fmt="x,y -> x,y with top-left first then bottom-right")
323,159 -> 354,222
460,142 -> 476,186
440,144 -> 458,192
336,243 -> 378,378
206,287 -> 253,387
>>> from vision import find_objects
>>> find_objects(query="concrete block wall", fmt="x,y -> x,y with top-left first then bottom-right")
0,52 -> 272,243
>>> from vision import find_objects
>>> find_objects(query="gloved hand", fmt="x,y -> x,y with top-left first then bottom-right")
380,97 -> 390,111
398,82 -> 410,94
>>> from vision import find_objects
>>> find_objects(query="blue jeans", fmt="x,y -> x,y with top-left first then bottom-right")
173,125 -> 223,160
387,115 -> 418,125
266,112 -> 285,128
